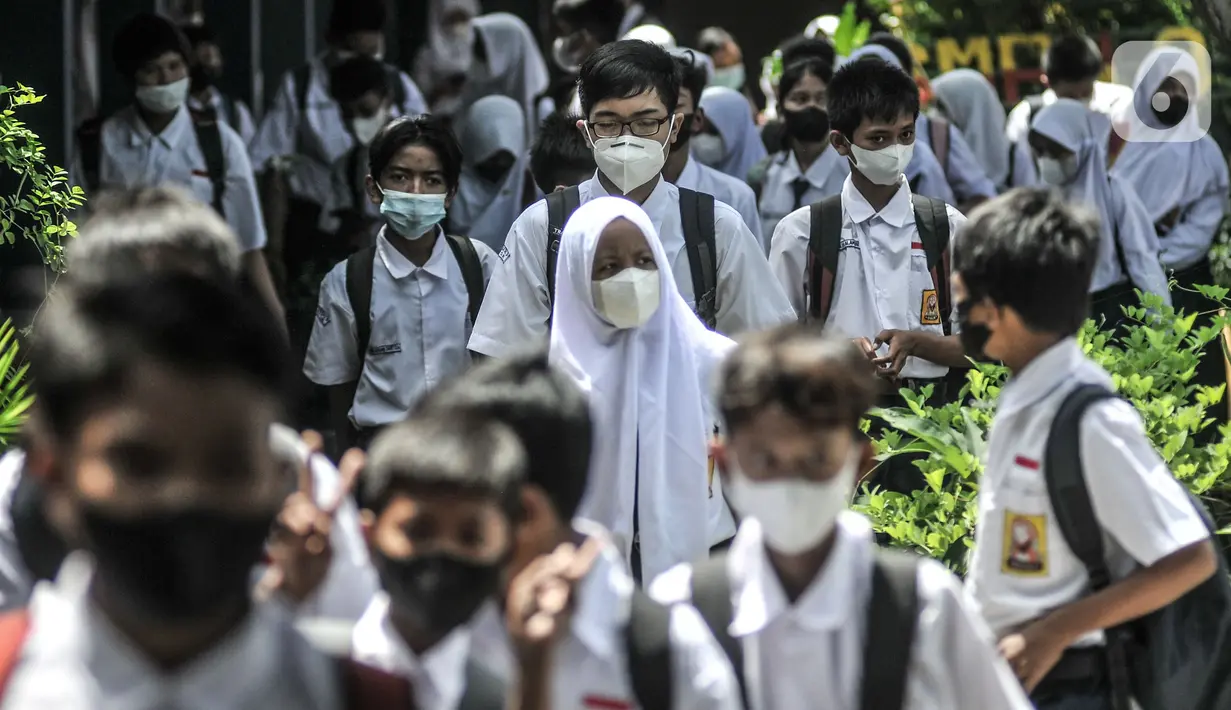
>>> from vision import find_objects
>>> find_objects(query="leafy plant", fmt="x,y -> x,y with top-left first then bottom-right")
0,321 -> 32,449
854,288 -> 1231,575
831,2 -> 874,56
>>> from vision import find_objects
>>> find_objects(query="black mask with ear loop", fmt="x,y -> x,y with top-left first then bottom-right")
956,300 -> 992,360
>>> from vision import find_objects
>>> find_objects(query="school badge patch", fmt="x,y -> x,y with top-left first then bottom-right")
920,289 -> 941,325
497,245 -> 511,263
1002,511 -> 1048,576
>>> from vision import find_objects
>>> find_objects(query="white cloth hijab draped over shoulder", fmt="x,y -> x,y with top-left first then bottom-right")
470,13 -> 551,140
421,0 -> 481,81
451,95 -> 530,249
699,86 -> 768,182
931,69 -> 1011,188
1030,99 -> 1118,245
549,197 -> 735,583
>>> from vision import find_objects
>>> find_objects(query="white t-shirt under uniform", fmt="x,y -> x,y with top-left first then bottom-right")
965,338 -> 1211,644
303,227 -> 496,429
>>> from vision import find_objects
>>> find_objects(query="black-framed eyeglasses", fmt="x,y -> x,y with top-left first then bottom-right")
588,116 -> 670,138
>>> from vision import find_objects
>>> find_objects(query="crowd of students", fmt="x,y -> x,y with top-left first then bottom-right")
4,0 -> 1230,707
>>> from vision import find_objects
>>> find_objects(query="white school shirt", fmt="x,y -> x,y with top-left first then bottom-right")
0,451 -> 33,613
351,592 -> 470,710
768,176 -> 965,379
1004,82 -> 1133,143
649,514 -> 1033,710
758,147 -> 848,245
304,227 -> 496,429
249,57 -> 426,211
465,520 -> 742,710
675,156 -> 764,248
1,553 -> 344,710
467,174 -> 796,358
187,87 -> 257,147
902,140 -> 958,205
916,114 -> 998,203
965,338 -> 1211,643
74,104 -> 266,252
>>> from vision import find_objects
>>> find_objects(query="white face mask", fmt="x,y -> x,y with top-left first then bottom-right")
847,142 -> 913,186
135,77 -> 190,115
592,267 -> 661,329
351,107 -> 391,145
725,454 -> 858,555
1036,155 -> 1078,187
691,133 -> 726,167
711,64 -> 746,91
588,117 -> 674,194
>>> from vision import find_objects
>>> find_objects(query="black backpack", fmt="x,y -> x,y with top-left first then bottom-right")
622,587 -> 676,710
1044,384 -> 1231,710
544,185 -> 718,330
76,113 -> 227,214
805,194 -> 951,333
344,236 -> 487,361
688,549 -> 922,710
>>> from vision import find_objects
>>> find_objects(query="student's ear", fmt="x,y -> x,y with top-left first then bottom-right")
365,175 -> 382,206
575,119 -> 593,147
358,508 -> 376,549
668,111 -> 684,145
830,130 -> 850,158
505,485 -> 556,580
1040,73 -> 1051,89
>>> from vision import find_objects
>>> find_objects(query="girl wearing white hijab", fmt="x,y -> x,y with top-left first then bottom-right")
1030,98 -> 1171,327
696,86 -> 769,182
449,95 -> 536,249
413,0 -> 482,116
468,13 -> 552,139
549,197 -> 736,584
931,68 -> 1012,190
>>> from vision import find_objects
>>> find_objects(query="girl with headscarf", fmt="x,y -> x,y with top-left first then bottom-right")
467,13 -> 552,139
549,197 -> 736,584
413,0 -> 482,116
931,69 -> 1012,191
1029,98 -> 1171,329
448,95 -> 537,250
696,86 -> 768,183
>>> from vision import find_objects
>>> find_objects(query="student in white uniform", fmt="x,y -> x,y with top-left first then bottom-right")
664,53 -> 763,247
931,68 -> 1012,192
349,414 -> 520,710
304,115 -> 497,451
74,13 -> 284,326
4,275 -> 410,709
528,111 -> 599,194
414,351 -> 743,709
468,39 -> 795,358
549,197 -> 736,584
181,22 -> 257,147
953,188 -> 1219,709
449,95 -> 537,250
650,324 -> 1034,710
414,0 -> 484,117
466,13 -> 553,139
694,86 -> 768,185
1027,99 -> 1170,329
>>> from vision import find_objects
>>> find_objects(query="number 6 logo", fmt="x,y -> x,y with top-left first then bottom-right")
1113,41 -> 1210,144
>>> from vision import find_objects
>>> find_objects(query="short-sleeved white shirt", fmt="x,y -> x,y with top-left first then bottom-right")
767,176 -> 965,379
303,227 -> 496,429
965,338 -> 1211,643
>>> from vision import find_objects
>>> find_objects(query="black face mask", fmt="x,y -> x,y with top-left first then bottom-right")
1152,96 -> 1190,128
376,550 -> 501,635
956,300 -> 992,360
673,113 -> 696,149
189,65 -> 219,92
83,506 -> 275,624
10,472 -> 70,584
782,107 -> 831,143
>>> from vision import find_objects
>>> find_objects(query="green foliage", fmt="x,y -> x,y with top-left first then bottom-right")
854,288 -> 1231,574
0,83 -> 85,273
1209,215 -> 1231,287
831,2 -> 873,56
0,320 -> 32,448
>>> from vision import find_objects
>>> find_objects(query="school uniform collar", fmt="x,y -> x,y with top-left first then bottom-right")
125,103 -> 193,149
586,172 -> 672,240
841,174 -> 913,228
352,592 -> 469,708
677,155 -> 701,187
784,146 -> 844,189
186,87 -> 221,113
728,512 -> 871,637
996,337 -> 1086,418
564,519 -> 635,660
376,226 -> 451,280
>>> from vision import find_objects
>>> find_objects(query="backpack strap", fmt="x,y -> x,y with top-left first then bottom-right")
858,549 -> 921,710
689,555 -> 750,710
75,117 -> 105,193
1043,383 -> 1135,709
911,195 -> 952,336
1025,94 -> 1047,126
929,117 -> 951,177
0,609 -> 31,699
346,145 -> 367,211
678,188 -> 718,330
190,113 -> 228,215
806,195 -> 844,323
457,657 -> 505,710
623,587 -> 674,710
295,63 -> 313,115
345,246 -> 377,364
385,65 -> 409,115
445,234 -> 487,327
337,657 -> 415,710
746,154 -> 775,204
544,185 -> 582,317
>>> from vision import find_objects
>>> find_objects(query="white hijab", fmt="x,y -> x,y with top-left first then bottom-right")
932,69 -> 1011,188
470,13 -> 550,142
699,86 -> 768,181
450,95 -> 529,250
847,43 -> 903,69
1031,99 -> 1117,243
424,0 -> 481,79
549,197 -> 734,582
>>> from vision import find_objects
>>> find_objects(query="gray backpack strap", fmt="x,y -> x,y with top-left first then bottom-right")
444,234 -> 487,327
806,195 -> 844,322
544,186 -> 581,321
457,657 -> 505,710
190,114 -> 228,215
911,195 -> 952,336
345,246 -> 377,362
858,549 -> 921,710
678,188 -> 718,329
623,587 -> 674,710
689,555 -> 750,709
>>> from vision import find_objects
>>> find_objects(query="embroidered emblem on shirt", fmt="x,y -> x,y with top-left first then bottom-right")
582,696 -> 632,710
498,245 -> 511,263
368,342 -> 402,356
920,288 -> 941,325
838,237 -> 860,252
1002,511 -> 1048,576
315,305 -> 331,326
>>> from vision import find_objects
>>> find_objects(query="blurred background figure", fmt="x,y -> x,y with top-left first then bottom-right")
182,21 -> 257,147
931,68 -> 1012,193
413,0 -> 483,117
449,95 -> 538,249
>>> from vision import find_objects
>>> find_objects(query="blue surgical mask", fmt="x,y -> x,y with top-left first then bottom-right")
379,187 -> 448,240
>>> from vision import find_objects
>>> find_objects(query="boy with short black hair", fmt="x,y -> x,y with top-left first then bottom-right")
650,323 -> 1033,710
181,21 -> 257,145
953,188 -> 1220,710
529,112 -> 597,195
326,55 -> 398,248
